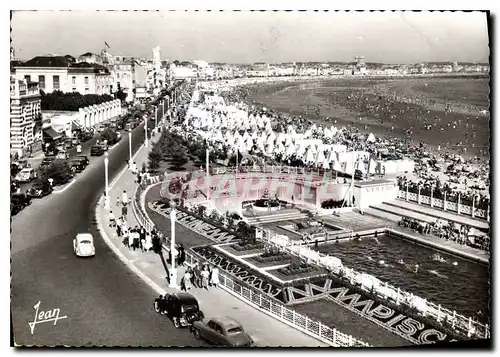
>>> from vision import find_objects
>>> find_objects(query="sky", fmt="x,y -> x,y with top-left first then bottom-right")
10,10 -> 490,64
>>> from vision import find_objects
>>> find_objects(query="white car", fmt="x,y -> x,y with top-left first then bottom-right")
73,233 -> 95,257
15,168 -> 37,183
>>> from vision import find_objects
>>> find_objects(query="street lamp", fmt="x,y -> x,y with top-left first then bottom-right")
155,106 -> 158,129
128,131 -> 132,168
104,151 -> 110,210
169,200 -> 179,289
144,116 -> 148,148
206,142 -> 210,201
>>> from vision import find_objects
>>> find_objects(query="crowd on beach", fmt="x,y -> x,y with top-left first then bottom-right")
218,80 -> 490,206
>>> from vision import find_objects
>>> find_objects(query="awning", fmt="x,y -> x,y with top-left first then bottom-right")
43,127 -> 62,140
71,121 -> 81,131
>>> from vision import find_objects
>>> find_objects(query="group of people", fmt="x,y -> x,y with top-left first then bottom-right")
398,216 -> 490,252
181,262 -> 219,291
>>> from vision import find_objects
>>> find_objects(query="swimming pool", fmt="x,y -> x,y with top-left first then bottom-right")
314,234 -> 490,323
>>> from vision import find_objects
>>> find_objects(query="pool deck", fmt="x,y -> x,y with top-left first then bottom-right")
386,227 -> 490,265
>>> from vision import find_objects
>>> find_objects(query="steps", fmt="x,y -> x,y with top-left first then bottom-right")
385,199 -> 489,230
369,203 -> 436,223
363,207 -> 402,224
246,211 -> 310,225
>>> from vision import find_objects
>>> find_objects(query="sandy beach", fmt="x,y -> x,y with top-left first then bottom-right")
240,77 -> 490,159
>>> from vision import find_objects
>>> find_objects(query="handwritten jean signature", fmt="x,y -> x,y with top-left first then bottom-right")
28,301 -> 68,334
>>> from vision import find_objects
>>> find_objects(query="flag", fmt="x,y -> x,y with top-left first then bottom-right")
104,41 -> 110,49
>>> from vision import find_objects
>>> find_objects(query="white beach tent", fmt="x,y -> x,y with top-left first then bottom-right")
367,133 -> 376,143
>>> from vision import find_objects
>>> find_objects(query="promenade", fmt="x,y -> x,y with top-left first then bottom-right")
95,129 -> 326,347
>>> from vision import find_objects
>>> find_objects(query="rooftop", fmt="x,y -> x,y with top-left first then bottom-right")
22,56 -> 72,68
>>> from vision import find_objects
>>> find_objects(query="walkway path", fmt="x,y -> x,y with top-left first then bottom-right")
96,131 -> 325,347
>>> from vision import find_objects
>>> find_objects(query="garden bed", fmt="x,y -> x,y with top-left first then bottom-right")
266,262 -> 327,282
222,243 -> 266,257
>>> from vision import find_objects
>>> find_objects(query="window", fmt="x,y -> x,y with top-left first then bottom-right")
38,75 -> 45,89
53,75 -> 60,90
72,76 -> 76,85
85,88 -> 89,93
84,76 -> 89,85
72,88 -> 77,92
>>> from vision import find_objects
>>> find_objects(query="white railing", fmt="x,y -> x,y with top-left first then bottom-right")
178,246 -> 369,347
139,189 -> 369,346
397,189 -> 488,220
257,228 -> 490,340
147,174 -> 489,341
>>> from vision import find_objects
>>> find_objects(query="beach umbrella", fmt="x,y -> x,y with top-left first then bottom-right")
322,159 -> 330,170
367,133 -> 376,143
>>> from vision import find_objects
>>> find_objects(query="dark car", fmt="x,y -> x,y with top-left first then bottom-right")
154,293 -> 204,328
90,145 -> 105,156
27,179 -> 53,198
70,157 -> 89,173
40,156 -> 57,168
191,317 -> 254,347
11,193 -> 32,210
75,155 -> 90,166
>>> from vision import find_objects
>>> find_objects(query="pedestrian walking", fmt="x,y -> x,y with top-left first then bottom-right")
210,265 -> 219,288
116,197 -> 120,207
183,269 -> 193,291
127,229 -> 133,249
192,263 -> 200,288
200,266 -> 210,290
178,244 -> 186,266
139,226 -> 146,252
109,211 -> 116,228
121,190 -> 128,206
121,204 -> 128,218
137,172 -> 142,185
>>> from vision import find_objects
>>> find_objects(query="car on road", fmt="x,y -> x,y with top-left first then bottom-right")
154,293 -> 204,328
40,156 -> 57,169
125,123 -> 133,131
56,150 -> 70,160
90,145 -> 105,156
70,157 -> 89,173
11,193 -> 32,210
191,317 -> 254,347
73,233 -> 95,257
27,179 -> 53,198
76,155 -> 90,166
15,167 -> 37,183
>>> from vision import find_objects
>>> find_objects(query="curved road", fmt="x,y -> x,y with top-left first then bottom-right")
11,123 -> 209,347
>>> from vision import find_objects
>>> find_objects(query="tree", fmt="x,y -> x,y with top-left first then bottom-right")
39,160 -> 73,185
148,146 -> 162,172
169,149 -> 188,169
101,129 -> 118,144
115,89 -> 127,102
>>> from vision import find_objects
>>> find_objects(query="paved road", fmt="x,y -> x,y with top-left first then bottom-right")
11,123 -> 209,347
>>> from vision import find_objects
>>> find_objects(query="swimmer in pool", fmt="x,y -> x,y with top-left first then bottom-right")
414,264 -> 419,273
379,260 -> 385,265
453,262 -> 458,266
398,259 -> 405,265
367,256 -> 373,261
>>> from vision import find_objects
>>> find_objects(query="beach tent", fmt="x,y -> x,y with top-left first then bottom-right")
322,159 -> 330,170
367,133 -> 376,143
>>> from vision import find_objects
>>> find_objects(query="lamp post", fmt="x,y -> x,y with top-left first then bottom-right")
206,143 -> 210,201
144,115 -> 148,148
155,106 -> 158,130
169,200 -> 179,289
104,151 -> 110,210
128,131 -> 132,168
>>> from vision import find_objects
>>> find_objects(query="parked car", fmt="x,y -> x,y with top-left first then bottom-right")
90,145 -> 105,156
11,201 -> 23,216
27,179 -> 53,198
40,156 -> 57,168
154,293 -> 204,328
75,155 -> 90,166
73,233 -> 95,257
191,317 -> 254,347
99,141 -> 109,151
70,157 -> 88,173
125,123 -> 133,131
56,150 -> 69,160
15,167 -> 37,183
11,193 -> 32,210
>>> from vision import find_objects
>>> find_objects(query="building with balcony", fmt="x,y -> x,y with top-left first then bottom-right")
13,55 -> 112,95
10,78 -> 42,158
